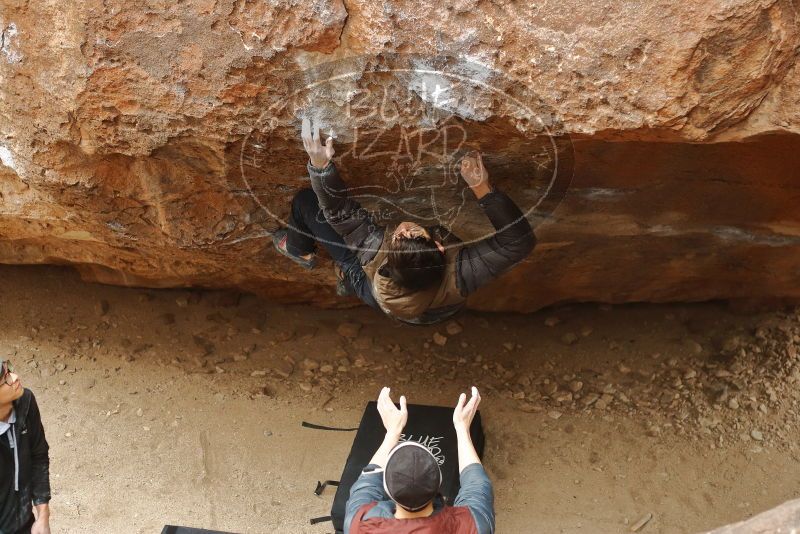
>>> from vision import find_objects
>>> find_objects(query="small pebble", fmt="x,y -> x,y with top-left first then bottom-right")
686,340 -> 703,355
561,333 -> 578,345
337,322 -> 362,338
553,391 -> 573,403
96,300 -> 110,316
445,321 -> 463,336
568,380 -> 584,393
302,358 -> 320,372
630,512 -> 653,532
518,402 -> 541,413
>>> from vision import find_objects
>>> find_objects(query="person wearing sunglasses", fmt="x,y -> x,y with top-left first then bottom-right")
0,359 -> 51,534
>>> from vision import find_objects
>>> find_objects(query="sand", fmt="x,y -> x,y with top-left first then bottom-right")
1,265 -> 799,533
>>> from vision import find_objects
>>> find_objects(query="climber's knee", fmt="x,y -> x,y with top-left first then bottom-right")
290,188 -> 321,222
292,188 -> 318,209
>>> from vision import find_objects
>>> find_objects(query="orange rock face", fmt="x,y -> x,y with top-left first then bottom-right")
1,0 -> 799,311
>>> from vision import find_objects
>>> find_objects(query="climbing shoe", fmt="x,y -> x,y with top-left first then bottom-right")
335,264 -> 355,297
272,228 -> 317,270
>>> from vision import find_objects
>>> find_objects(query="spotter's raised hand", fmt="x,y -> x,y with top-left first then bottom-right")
376,386 -> 408,437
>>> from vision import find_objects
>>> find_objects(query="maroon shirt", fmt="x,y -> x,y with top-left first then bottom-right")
350,502 -> 479,534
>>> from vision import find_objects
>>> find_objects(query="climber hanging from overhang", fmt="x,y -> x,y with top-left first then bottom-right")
271,117 -> 535,325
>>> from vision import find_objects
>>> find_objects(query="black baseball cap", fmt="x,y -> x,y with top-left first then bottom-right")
383,441 -> 442,512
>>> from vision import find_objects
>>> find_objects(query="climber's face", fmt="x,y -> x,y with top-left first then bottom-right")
391,222 -> 431,243
0,360 -> 23,405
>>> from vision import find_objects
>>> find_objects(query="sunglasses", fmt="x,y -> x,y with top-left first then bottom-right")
1,361 -> 14,387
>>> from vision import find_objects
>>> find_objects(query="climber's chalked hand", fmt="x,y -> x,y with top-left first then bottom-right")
302,117 -> 335,170
460,150 -> 491,198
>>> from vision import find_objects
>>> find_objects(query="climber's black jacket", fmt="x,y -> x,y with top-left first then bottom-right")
308,161 -> 535,322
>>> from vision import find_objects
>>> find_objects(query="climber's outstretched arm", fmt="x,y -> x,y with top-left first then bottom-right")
302,118 -> 384,265
455,152 -> 536,296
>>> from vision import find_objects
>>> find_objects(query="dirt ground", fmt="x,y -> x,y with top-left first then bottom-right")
1,265 -> 799,534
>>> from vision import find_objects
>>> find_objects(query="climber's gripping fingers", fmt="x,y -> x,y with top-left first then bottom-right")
301,117 -> 335,169
460,150 -> 492,199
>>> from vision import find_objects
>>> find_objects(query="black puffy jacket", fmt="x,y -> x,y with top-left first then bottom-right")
0,388 -> 51,533
307,161 -> 536,300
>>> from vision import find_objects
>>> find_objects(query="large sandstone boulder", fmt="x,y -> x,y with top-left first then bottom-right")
1,0 -> 799,311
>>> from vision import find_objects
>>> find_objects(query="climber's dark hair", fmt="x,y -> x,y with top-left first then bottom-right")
386,235 -> 446,291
